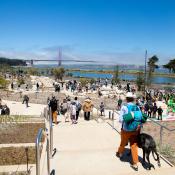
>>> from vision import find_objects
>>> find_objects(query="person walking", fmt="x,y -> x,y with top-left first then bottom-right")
22,95 -> 29,107
11,82 -> 14,90
116,92 -> 142,171
74,97 -> 81,122
152,102 -> 158,118
117,96 -> 122,110
82,97 -> 94,121
147,104 -> 153,118
65,98 -> 71,122
99,102 -> 105,116
157,106 -> 163,120
36,82 -> 39,91
60,99 -> 68,122
144,102 -> 149,115
49,96 -> 58,124
70,101 -> 77,124
126,82 -> 130,92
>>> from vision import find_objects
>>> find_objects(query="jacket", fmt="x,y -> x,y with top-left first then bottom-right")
83,99 -> 93,112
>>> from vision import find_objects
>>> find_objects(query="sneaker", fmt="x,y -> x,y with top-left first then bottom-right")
116,152 -> 122,158
131,164 -> 138,171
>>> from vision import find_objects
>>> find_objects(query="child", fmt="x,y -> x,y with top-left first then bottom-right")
117,96 -> 122,110
70,101 -> 77,124
100,102 -> 105,116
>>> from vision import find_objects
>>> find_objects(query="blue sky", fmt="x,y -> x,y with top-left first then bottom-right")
0,0 -> 175,65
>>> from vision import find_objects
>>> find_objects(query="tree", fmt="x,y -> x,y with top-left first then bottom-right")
112,65 -> 120,84
0,64 -> 14,74
147,55 -> 159,86
79,78 -> 89,87
0,76 -> 9,89
90,78 -> 95,85
52,67 -> 65,81
163,59 -> 175,73
27,68 -> 39,76
136,72 -> 144,91
17,77 -> 25,85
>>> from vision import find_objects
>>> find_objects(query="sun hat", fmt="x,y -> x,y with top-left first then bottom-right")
126,92 -> 136,98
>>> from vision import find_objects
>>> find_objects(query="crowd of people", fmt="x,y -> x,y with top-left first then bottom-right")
48,95 -> 94,124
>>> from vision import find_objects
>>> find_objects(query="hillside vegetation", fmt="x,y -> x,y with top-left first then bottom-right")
0,57 -> 26,66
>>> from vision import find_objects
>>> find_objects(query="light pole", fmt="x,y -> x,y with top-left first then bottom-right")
144,50 -> 147,92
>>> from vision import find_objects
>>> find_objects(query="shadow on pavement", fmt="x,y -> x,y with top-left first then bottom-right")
119,148 -> 152,170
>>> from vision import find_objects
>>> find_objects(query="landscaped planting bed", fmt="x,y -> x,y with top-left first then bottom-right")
0,123 -> 45,144
0,172 -> 29,175
0,147 -> 36,165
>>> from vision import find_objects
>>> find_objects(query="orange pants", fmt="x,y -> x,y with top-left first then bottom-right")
52,111 -> 57,123
117,129 -> 139,164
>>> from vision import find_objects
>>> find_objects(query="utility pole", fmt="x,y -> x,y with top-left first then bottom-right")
58,48 -> 62,66
144,50 -> 147,92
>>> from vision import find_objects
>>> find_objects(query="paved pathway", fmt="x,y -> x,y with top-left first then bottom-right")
2,100 -> 46,115
50,118 -> 171,175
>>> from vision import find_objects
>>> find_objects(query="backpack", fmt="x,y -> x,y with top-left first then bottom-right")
124,104 -> 143,131
76,102 -> 82,111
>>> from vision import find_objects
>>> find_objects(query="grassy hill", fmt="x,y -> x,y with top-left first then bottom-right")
0,57 -> 26,66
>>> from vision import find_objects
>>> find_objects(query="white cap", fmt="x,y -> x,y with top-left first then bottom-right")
126,92 -> 136,98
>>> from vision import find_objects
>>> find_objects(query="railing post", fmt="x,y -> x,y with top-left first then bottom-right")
109,111 -> 111,119
160,126 -> 163,152
47,138 -> 50,175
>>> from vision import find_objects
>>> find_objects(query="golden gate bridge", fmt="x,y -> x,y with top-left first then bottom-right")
25,49 -> 96,66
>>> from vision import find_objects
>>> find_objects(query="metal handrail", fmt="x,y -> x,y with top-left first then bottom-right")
49,107 -> 54,157
36,128 -> 50,175
36,128 -> 43,175
147,118 -> 175,151
42,106 -> 54,157
149,118 -> 175,132
108,109 -> 175,152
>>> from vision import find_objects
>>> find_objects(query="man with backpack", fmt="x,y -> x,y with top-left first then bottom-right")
49,96 -> 58,124
74,97 -> 81,122
116,92 -> 143,171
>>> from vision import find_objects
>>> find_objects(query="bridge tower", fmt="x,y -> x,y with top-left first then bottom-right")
30,59 -> 34,66
58,48 -> 62,66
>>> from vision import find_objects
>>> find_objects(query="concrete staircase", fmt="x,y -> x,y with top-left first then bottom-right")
49,118 -> 173,175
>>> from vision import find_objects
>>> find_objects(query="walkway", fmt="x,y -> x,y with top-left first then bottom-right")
50,118 -> 172,175
2,100 -> 46,115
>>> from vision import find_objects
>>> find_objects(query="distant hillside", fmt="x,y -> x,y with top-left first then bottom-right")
0,57 -> 26,66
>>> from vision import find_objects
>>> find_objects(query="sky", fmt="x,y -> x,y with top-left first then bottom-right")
0,0 -> 175,65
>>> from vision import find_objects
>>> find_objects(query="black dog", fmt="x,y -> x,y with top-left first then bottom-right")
138,133 -> 161,170
127,133 -> 161,170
